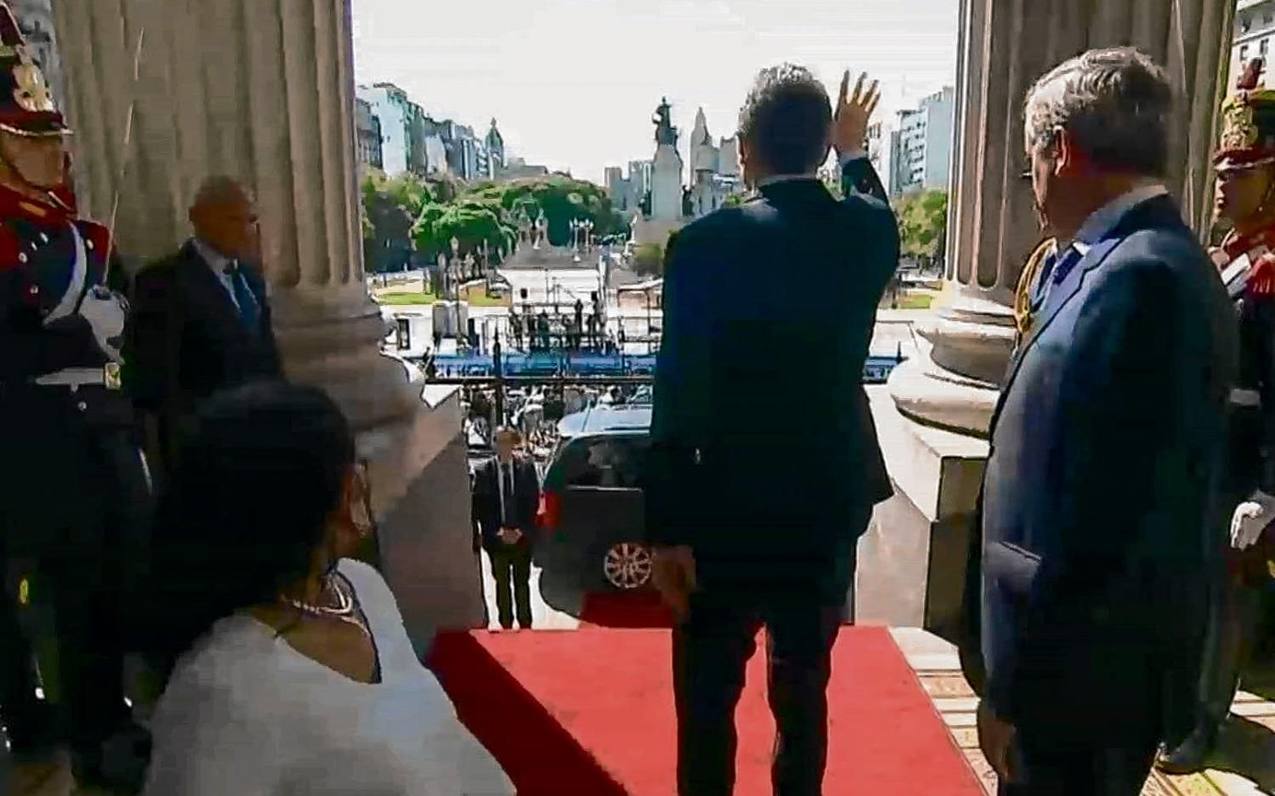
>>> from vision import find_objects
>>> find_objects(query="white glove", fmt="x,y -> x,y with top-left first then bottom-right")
77,285 -> 128,363
1231,490 -> 1275,550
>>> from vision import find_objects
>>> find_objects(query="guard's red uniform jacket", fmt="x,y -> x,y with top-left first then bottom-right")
1211,229 -> 1275,582
0,181 -> 117,382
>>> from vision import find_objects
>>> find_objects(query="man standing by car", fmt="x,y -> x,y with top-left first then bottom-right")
473,427 -> 540,630
646,66 -> 897,796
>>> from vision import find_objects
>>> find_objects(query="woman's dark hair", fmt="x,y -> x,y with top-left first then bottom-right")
144,381 -> 355,675
738,63 -> 833,175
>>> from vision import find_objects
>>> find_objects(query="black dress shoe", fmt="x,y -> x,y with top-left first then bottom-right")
1156,725 -> 1218,775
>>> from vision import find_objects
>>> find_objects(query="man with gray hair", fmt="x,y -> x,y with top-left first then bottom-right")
977,48 -> 1236,793
124,176 -> 281,475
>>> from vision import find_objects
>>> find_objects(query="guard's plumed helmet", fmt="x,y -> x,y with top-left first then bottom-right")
1216,58 -> 1275,171
0,2 -> 67,138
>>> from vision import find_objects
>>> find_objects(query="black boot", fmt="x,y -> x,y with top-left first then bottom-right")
1156,723 -> 1219,775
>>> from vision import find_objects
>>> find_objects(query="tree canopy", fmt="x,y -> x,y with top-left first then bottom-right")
895,189 -> 948,266
360,171 -> 627,274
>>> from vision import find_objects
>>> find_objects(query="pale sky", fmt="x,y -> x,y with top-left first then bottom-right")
351,0 -> 959,185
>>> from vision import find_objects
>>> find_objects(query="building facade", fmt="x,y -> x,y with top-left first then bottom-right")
891,86 -> 955,196
1233,0 -> 1275,92
485,119 -> 505,178
354,97 -> 384,173
357,83 -> 424,177
867,119 -> 898,196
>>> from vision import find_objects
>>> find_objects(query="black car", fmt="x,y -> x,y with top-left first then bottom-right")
536,404 -> 653,591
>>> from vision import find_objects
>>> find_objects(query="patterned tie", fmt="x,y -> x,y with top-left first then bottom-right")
225,261 -> 261,333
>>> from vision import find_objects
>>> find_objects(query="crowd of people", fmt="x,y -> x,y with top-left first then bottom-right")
2,0 -> 1274,790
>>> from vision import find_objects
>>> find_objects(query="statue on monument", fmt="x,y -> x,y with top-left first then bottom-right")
653,97 -> 678,146
0,2 -> 151,787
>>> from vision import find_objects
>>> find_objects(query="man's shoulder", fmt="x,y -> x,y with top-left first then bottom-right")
1105,225 -> 1209,281
840,191 -> 895,224
135,248 -> 191,286
674,205 -> 751,246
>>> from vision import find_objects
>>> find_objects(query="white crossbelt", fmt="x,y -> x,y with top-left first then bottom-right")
33,367 -> 107,388
1231,388 -> 1262,407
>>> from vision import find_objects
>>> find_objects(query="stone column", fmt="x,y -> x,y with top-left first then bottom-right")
51,0 -> 484,648
889,0 -> 1236,437
858,0 -> 1235,633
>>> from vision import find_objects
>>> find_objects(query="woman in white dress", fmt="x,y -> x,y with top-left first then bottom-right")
140,382 -> 514,795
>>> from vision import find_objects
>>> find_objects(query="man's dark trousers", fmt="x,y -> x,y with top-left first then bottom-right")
674,590 -> 845,796
489,540 -> 533,629
997,723 -> 1161,796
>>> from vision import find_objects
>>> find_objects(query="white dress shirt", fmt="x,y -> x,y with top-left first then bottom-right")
191,237 -> 246,312
1039,183 -> 1169,305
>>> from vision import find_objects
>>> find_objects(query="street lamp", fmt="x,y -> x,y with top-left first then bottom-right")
450,237 -> 460,298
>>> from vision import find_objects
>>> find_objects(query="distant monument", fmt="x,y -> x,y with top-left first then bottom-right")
649,98 -> 683,222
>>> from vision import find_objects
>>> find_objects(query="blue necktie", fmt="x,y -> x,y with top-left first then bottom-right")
225,262 -> 261,332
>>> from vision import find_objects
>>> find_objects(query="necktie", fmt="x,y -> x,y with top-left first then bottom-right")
225,262 -> 261,332
502,463 -> 517,526
1038,245 -> 1084,315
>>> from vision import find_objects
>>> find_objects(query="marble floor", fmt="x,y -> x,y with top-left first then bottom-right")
890,628 -> 1275,796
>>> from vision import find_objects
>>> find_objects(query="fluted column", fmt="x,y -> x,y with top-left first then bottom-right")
890,0 -> 1235,437
50,0 -> 420,432
50,0 -> 483,643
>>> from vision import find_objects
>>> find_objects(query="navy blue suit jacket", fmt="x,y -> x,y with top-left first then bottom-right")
980,193 -> 1237,734
646,159 -> 899,597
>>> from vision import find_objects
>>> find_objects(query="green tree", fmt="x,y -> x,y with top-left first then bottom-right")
361,173 -> 420,273
462,176 -> 625,245
632,243 -> 664,277
413,198 -> 516,271
896,189 -> 948,267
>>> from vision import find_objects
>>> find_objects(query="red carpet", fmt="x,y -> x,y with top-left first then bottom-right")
579,590 -> 673,628
429,626 -> 981,795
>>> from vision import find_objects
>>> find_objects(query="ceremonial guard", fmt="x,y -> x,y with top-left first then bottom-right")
1157,59 -> 1275,774
0,4 -> 150,790
1012,237 -> 1057,347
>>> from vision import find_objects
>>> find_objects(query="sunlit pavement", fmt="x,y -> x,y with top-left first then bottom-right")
890,628 -> 1275,796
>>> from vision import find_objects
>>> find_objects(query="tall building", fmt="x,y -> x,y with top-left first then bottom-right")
628,160 -> 652,199
718,137 -> 740,178
1233,0 -> 1275,93
867,119 -> 897,195
891,86 -> 955,196
357,83 -> 427,178
485,119 -> 505,178
354,98 -> 383,173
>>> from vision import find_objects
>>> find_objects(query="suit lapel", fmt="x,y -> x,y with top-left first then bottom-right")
180,243 -> 242,328
989,236 -> 1122,434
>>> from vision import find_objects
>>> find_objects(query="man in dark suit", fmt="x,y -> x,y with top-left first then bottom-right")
472,427 -> 540,629
123,176 -> 281,475
646,65 -> 898,796
977,48 -> 1237,795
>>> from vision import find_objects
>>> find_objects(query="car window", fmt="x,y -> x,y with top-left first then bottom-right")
559,435 -> 649,489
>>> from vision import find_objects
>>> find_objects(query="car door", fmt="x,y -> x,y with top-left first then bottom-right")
552,434 -> 650,589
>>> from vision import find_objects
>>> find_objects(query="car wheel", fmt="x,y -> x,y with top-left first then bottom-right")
602,542 -> 652,591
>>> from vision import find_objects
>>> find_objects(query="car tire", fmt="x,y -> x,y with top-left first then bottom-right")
599,541 -> 653,591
